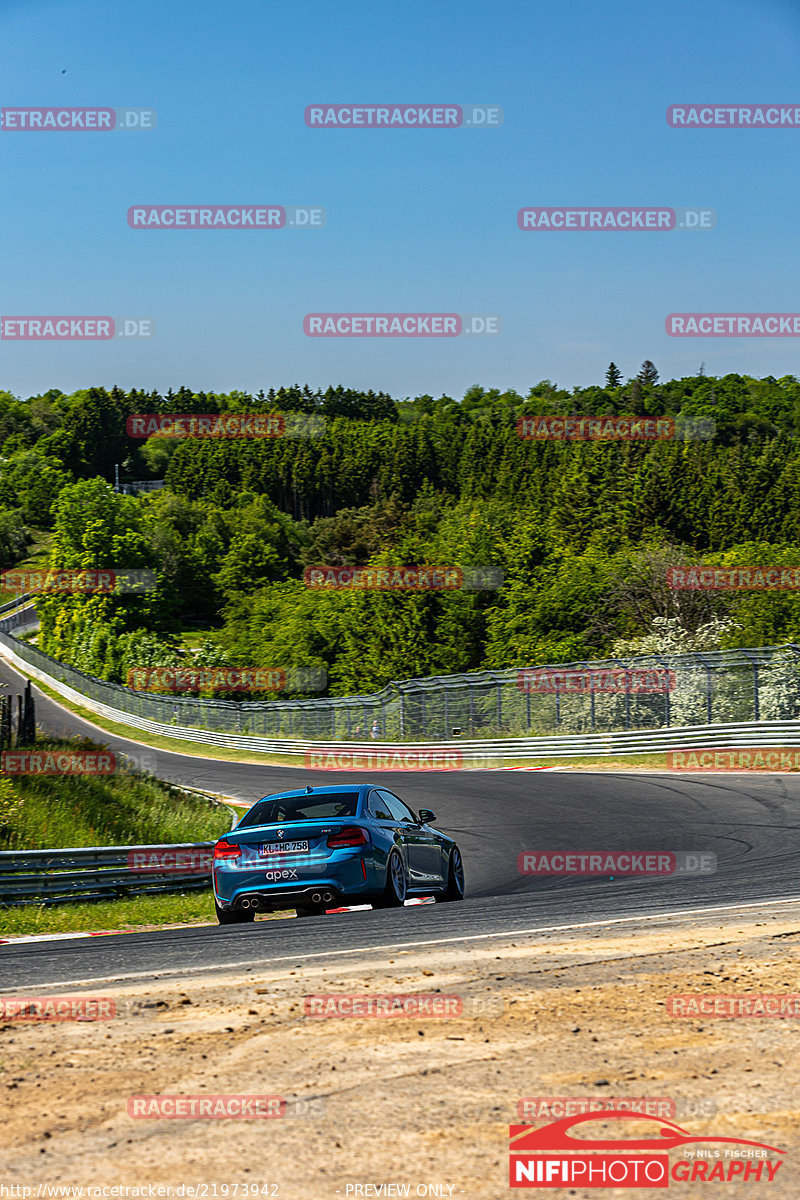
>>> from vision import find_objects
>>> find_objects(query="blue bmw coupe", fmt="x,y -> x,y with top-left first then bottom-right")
212,783 -> 465,923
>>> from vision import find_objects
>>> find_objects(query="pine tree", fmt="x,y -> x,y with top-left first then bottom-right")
605,362 -> 622,388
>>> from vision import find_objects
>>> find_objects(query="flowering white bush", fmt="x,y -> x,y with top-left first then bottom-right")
753,650 -> 800,721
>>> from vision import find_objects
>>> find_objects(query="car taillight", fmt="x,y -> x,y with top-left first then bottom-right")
214,839 -> 242,861
327,826 -> 369,848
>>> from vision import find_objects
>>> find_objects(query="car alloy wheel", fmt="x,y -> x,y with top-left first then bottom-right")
435,847 -> 465,902
374,849 -> 407,907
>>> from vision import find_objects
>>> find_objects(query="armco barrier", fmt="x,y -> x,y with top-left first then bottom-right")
0,602 -> 37,635
0,789 -> 239,907
2,611 -> 800,759
3,597 -> 800,741
0,842 -> 214,906
1,597 -> 800,758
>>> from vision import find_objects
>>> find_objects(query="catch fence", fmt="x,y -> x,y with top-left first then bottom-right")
2,601 -> 800,741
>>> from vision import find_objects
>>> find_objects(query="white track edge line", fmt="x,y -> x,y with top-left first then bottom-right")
10,894 -> 800,991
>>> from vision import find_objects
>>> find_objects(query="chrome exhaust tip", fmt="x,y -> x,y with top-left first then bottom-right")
311,892 -> 322,904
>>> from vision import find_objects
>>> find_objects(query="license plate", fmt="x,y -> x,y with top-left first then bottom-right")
259,840 -> 309,855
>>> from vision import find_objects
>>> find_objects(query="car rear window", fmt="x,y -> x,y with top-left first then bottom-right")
237,793 -> 360,827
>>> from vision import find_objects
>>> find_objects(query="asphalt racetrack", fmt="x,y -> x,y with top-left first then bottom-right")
2,657 -> 800,990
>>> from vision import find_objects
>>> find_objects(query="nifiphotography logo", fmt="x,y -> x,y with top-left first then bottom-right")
508,1111 -> 785,1187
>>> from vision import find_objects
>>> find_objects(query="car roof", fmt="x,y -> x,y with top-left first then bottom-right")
256,784 -> 375,800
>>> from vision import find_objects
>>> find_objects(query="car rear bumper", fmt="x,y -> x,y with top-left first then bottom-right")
220,884 -> 345,913
213,856 -> 373,910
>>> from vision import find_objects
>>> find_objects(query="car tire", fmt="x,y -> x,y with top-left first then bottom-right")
434,847 -> 465,902
373,850 -> 408,908
215,900 -> 255,925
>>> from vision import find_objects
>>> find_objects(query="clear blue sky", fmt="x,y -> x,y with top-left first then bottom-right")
1,0 -> 799,400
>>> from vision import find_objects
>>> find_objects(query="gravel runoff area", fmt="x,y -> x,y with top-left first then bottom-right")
1,903 -> 799,1198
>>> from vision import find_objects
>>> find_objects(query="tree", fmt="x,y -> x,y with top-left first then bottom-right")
638,361 -> 659,385
57,387 -> 130,479
605,363 -> 622,388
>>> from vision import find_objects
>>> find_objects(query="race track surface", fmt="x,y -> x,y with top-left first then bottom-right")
2,657 -> 800,989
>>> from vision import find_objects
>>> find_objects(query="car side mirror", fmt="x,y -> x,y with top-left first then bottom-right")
417,809 -> 436,823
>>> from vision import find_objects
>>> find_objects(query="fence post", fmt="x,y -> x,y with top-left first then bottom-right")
753,662 -> 760,722
625,678 -> 631,728
25,681 -> 35,743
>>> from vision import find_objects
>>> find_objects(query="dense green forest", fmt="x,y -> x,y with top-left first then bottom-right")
2,365 -> 800,697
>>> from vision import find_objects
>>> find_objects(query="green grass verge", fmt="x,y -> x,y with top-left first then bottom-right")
0,890 -> 217,936
0,737 -> 232,850
0,737 -> 244,936
0,890 -> 295,937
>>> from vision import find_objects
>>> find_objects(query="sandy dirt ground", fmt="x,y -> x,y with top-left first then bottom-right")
1,903 -> 799,1198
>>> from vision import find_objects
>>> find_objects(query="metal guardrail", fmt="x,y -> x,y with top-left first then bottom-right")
0,603 -> 37,635
1,595 -> 800,759
3,596 -> 800,742
0,595 -> 29,615
0,842 -> 214,906
0,786 -> 239,908
1,626 -> 800,759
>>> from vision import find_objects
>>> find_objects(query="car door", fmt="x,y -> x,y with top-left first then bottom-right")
380,790 -> 444,886
366,788 -> 410,875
